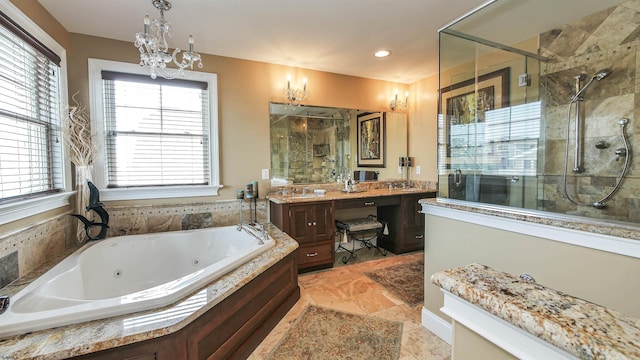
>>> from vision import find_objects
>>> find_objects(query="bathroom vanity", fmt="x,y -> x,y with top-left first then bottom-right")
268,186 -> 436,271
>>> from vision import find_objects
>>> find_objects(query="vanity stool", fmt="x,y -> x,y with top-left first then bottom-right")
335,215 -> 387,264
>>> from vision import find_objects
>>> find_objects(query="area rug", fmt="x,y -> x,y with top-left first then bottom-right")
266,305 -> 402,360
363,259 -> 424,307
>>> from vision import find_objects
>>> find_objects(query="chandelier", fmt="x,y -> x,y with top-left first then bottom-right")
390,89 -> 409,111
283,75 -> 309,108
134,0 -> 203,79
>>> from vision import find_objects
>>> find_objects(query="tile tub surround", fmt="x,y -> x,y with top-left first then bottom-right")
431,263 -> 640,360
0,224 -> 298,360
105,199 -> 269,237
0,213 -> 73,287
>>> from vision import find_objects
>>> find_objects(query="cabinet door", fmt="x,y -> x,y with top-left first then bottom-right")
403,194 -> 425,228
288,204 -> 314,243
312,202 -> 334,241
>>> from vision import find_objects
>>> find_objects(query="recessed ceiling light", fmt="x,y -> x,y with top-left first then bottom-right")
374,50 -> 391,58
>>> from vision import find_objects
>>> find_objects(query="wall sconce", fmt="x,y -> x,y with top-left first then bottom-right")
390,89 -> 409,111
284,75 -> 309,108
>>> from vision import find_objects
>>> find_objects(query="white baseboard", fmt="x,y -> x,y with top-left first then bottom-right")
421,306 -> 452,344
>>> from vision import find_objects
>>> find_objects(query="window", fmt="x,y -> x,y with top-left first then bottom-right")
89,60 -> 220,201
0,6 -> 68,218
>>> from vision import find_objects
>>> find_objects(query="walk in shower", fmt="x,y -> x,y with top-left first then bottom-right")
437,0 -> 638,224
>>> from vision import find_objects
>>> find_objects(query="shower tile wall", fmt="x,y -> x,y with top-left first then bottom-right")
539,0 -> 640,221
0,200 -> 268,290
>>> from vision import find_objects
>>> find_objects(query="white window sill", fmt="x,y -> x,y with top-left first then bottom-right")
98,185 -> 223,201
0,192 -> 74,226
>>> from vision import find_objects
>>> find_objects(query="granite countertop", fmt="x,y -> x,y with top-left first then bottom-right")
267,186 -> 436,204
420,198 -> 640,241
0,224 -> 298,360
431,263 -> 640,359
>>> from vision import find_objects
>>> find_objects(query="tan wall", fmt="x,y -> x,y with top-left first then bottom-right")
9,0 -> 69,48
409,73 -> 439,182
67,34 -> 416,206
424,214 -> 640,321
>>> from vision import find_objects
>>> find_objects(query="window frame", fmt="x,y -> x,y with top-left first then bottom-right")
88,59 -> 221,201
0,0 -> 71,226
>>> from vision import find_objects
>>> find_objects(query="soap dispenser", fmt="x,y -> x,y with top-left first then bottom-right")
344,175 -> 352,192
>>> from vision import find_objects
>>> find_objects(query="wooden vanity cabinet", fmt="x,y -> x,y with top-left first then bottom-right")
270,201 -> 335,271
378,192 -> 435,254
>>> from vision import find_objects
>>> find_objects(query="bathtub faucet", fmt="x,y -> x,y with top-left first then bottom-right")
71,181 -> 109,241
241,223 -> 268,245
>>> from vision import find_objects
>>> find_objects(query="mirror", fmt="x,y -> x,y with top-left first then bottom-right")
269,103 -> 407,184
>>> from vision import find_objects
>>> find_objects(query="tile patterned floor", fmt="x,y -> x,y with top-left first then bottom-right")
248,250 -> 451,360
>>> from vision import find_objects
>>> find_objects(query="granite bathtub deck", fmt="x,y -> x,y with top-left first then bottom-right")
0,224 -> 298,360
431,263 -> 640,359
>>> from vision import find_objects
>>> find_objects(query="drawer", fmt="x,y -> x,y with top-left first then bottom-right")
298,242 -> 334,267
334,196 -> 400,210
402,227 -> 426,252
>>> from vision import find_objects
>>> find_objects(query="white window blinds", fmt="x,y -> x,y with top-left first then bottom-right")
0,11 -> 62,203
101,71 -> 210,188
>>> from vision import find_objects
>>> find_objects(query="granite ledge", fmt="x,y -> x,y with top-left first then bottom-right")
0,224 -> 298,360
420,198 -> 640,241
431,263 -> 640,360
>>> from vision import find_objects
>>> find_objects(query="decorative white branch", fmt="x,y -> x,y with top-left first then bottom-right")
62,92 -> 97,166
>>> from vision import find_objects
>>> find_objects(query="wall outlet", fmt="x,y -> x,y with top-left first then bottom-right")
415,165 -> 421,175
261,168 -> 270,180
518,73 -> 530,87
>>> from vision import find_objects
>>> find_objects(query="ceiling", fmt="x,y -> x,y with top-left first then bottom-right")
37,0 -> 625,84
37,0 -> 489,84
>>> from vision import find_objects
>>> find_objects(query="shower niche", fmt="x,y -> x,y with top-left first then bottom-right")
438,0 -> 638,223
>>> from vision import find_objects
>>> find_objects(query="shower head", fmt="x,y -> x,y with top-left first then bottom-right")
593,69 -> 612,81
570,69 -> 612,102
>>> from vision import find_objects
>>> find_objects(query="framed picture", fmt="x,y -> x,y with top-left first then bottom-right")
440,67 -> 510,124
439,67 -> 510,160
357,112 -> 385,167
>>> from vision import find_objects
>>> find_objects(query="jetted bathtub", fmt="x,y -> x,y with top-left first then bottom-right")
0,225 -> 275,339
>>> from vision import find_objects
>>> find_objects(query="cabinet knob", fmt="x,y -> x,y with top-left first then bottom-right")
313,222 -> 317,226
306,252 -> 318,257
307,222 -> 313,227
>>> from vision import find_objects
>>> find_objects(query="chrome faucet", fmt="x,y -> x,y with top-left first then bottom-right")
241,223 -> 268,245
